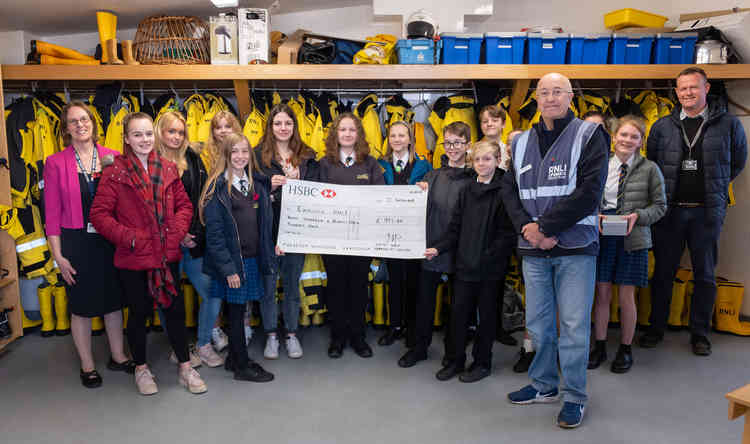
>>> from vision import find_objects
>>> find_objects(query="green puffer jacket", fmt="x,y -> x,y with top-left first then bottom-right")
609,153 -> 667,252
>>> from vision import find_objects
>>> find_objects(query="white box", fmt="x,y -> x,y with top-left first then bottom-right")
601,215 -> 628,236
210,14 -> 239,65
238,8 -> 269,64
676,11 -> 750,61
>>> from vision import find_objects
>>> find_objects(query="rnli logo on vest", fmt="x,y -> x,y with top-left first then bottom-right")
548,163 -> 568,180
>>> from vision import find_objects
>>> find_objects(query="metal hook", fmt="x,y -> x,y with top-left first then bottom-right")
615,80 -> 622,103
63,81 -> 71,102
139,82 -> 145,105
30,81 -> 38,93
193,82 -> 199,95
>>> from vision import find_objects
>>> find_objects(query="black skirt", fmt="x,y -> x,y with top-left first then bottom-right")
59,173 -> 123,317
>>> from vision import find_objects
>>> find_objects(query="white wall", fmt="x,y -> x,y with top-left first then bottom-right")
0,31 -> 26,64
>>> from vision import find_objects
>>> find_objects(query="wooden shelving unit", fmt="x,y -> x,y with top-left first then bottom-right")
1,62 -> 750,350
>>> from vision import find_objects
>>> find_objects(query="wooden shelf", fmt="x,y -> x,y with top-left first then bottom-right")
3,64 -> 750,81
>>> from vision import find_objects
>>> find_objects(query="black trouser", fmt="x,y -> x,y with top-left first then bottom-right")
323,255 -> 371,343
650,207 -> 721,337
414,269 -> 444,356
450,279 -> 500,368
119,262 -> 188,366
227,302 -> 249,370
387,259 -> 420,331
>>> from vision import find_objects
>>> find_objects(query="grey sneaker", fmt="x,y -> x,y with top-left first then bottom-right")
135,367 -> 158,396
168,346 -> 202,368
286,335 -> 303,359
264,335 -> 280,360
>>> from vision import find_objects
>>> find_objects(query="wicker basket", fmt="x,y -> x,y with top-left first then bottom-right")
133,15 -> 210,64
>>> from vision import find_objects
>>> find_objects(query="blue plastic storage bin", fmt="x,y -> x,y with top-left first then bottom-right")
484,32 -> 526,64
396,39 -> 436,64
440,33 -> 482,64
528,33 -> 569,64
653,32 -> 698,64
567,33 -> 611,64
610,34 -> 655,64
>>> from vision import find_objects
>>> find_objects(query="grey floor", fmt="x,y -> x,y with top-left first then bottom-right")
0,325 -> 748,444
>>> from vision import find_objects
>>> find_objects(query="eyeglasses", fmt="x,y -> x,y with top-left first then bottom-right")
444,141 -> 468,149
68,116 -> 91,127
536,88 -> 572,99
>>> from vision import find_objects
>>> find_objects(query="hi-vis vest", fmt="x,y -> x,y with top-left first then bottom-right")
513,119 -> 598,250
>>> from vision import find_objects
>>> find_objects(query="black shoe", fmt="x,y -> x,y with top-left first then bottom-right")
55,328 -> 71,336
436,363 -> 464,381
639,332 -> 663,348
327,340 -> 345,359
691,334 -> 712,356
513,349 -> 535,373
459,364 -> 491,383
496,329 -> 518,346
587,346 -> 607,370
106,357 -> 136,374
441,356 -> 451,367
377,328 -> 403,346
611,347 -> 633,373
80,369 -> 103,388
351,338 -> 373,358
234,362 -> 274,382
398,349 -> 427,368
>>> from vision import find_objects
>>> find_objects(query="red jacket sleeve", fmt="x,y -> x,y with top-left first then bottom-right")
43,156 -> 63,236
170,178 -> 193,240
89,166 -> 135,248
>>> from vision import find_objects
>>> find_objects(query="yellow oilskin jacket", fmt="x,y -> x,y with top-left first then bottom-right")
429,95 -> 478,169
354,94 -> 384,158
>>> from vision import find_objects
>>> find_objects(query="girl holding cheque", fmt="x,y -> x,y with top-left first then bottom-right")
424,141 -> 516,383
200,133 -> 276,383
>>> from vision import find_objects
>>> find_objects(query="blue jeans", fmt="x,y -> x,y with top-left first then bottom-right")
260,253 -> 305,334
180,247 -> 222,347
523,255 -> 596,405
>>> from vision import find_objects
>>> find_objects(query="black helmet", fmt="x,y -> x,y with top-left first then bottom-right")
406,9 -> 436,39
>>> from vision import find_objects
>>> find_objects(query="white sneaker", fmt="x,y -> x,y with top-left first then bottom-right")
244,325 -> 253,346
264,335 -> 280,360
168,346 -> 202,368
286,335 -> 303,359
179,367 -> 207,394
197,343 -> 225,367
212,327 -> 229,351
135,367 -> 158,396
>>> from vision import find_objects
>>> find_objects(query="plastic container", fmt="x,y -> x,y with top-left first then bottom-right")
439,33 -> 482,64
653,32 -> 698,64
396,39 -> 436,64
484,32 -> 526,64
567,33 -> 611,64
610,34 -> 655,64
527,33 -> 569,64
604,8 -> 668,30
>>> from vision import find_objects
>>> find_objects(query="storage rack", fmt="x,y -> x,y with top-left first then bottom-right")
2,63 -> 750,351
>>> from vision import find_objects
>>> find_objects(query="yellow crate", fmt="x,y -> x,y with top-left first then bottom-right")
604,8 -> 667,30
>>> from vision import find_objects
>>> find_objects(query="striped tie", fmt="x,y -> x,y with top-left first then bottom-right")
616,164 -> 627,212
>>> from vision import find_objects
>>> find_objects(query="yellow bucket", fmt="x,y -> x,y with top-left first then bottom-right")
604,8 -> 667,30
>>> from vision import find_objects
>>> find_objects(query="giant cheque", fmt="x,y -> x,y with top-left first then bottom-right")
277,179 -> 427,259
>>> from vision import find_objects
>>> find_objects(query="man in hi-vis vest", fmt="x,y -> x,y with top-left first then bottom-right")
502,73 -> 609,429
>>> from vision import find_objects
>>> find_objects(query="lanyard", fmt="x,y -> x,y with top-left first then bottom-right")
680,118 -> 706,161
74,147 -> 98,196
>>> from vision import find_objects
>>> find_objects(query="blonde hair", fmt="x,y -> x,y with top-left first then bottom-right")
203,111 -> 243,171
613,115 -> 647,140
471,140 -> 501,163
198,132 -> 258,224
384,120 -> 416,164
154,111 -> 190,174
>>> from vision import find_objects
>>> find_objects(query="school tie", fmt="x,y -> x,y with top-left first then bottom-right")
240,179 -> 248,197
345,156 -> 353,167
396,159 -> 403,173
616,164 -> 627,212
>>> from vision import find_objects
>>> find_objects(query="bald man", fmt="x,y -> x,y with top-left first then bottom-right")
502,73 -> 609,428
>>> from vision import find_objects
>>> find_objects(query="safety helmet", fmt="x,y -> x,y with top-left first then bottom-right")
406,9 -> 437,39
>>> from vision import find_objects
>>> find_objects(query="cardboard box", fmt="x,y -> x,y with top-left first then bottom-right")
680,8 -> 750,23
277,29 -> 310,64
210,14 -> 238,65
601,215 -> 628,236
676,11 -> 750,61
238,8 -> 269,64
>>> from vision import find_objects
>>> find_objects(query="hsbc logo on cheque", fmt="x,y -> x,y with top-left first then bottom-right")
321,189 -> 336,199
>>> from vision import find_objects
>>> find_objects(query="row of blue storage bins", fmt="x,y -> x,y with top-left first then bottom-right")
396,32 -> 698,65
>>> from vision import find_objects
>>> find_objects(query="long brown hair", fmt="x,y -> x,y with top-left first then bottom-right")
258,103 -> 313,169
384,120 -> 415,165
324,113 -> 370,165
154,111 -> 193,174
202,111 -> 242,170
122,112 -> 154,157
198,132 -> 259,224
61,101 -> 99,147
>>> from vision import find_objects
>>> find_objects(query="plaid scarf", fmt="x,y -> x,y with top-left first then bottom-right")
127,151 -> 178,309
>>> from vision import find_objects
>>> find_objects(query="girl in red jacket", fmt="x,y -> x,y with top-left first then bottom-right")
90,112 -> 207,396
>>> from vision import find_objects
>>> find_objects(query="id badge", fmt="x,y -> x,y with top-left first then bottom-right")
86,222 -> 98,234
682,159 -> 698,171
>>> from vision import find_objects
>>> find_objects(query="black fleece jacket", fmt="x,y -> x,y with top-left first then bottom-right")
501,110 -> 610,257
